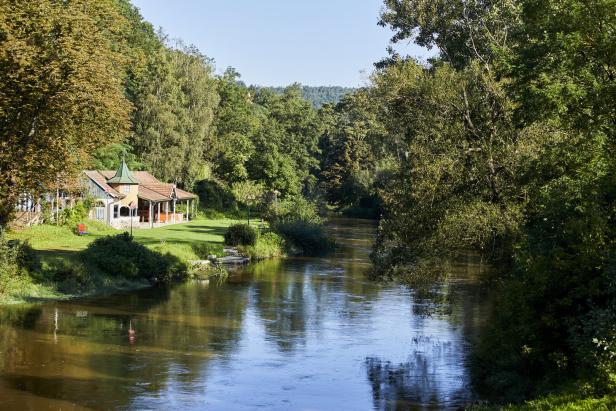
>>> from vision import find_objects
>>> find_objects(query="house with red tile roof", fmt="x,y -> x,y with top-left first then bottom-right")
84,159 -> 197,229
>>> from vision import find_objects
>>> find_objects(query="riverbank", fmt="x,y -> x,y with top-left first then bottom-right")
2,218 -> 258,305
473,392 -> 615,410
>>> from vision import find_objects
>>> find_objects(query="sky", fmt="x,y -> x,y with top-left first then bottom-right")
130,0 -> 433,87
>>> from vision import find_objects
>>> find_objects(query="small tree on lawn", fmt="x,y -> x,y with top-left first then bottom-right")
231,180 -> 264,225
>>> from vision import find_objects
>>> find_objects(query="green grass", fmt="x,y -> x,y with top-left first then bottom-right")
3,217 -> 262,304
473,393 -> 616,410
8,218 -> 260,257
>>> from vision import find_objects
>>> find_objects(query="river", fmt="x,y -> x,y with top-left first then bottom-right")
0,218 -> 490,410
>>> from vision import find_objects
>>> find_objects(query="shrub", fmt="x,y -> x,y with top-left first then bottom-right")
275,221 -> 334,256
82,233 -> 186,282
46,260 -> 93,293
8,239 -> 40,273
224,224 -> 256,246
62,198 -> 94,228
0,234 -> 28,297
243,232 -> 285,260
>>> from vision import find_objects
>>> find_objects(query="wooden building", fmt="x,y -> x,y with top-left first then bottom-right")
84,160 -> 196,229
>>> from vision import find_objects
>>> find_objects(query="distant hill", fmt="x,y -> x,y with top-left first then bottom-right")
261,86 -> 356,108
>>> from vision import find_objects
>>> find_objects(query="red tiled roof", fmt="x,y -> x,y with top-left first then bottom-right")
84,171 -> 124,198
176,188 -> 197,200
142,182 -> 174,198
132,171 -> 159,184
137,186 -> 170,202
84,170 -> 197,202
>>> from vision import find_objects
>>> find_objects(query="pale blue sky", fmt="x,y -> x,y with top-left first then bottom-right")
130,0 -> 432,87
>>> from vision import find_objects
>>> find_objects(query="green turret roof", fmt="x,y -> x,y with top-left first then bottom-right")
107,158 -> 139,185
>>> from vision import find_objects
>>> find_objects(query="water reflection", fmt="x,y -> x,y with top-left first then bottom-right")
0,219 -> 488,410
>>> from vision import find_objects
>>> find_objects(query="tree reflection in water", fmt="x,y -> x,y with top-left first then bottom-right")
0,219 -> 490,410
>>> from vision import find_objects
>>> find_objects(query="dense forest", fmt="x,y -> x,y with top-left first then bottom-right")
1,0 -> 615,407
261,86 -> 356,108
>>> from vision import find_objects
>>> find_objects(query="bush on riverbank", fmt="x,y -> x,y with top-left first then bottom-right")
264,196 -> 334,256
82,233 -> 186,282
274,221 -> 334,256
0,233 -> 33,297
224,224 -> 257,246
242,232 -> 285,260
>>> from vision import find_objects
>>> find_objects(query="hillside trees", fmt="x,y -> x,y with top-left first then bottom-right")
252,86 -> 323,195
0,0 -> 132,227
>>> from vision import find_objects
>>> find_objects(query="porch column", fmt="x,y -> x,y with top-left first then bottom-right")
186,200 -> 190,222
172,199 -> 176,224
157,202 -> 161,223
149,201 -> 153,228
165,202 -> 169,224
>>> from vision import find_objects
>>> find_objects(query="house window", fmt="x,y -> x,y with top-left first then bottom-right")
123,185 -> 130,194
120,206 -> 130,217
113,205 -> 119,219
95,202 -> 105,221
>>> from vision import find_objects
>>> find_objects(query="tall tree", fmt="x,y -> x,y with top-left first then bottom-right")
379,0 -> 521,68
213,68 -> 258,182
0,0 -> 131,226
131,40 -> 219,189
253,85 -> 323,195
319,91 -> 384,208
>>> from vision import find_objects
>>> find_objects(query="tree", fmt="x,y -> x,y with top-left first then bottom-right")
131,40 -> 219,189
379,0 -> 521,68
213,68 -> 258,182
252,85 -> 324,195
0,0 -> 132,226
369,60 -> 525,278
231,180 -> 264,225
319,91 -> 384,208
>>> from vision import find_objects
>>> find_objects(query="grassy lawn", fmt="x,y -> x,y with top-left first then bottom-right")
2,218 -> 259,304
8,218 -> 258,255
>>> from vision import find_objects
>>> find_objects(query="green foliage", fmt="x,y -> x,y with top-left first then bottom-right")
45,259 -> 93,294
242,232 -> 285,260
0,0 -> 132,226
0,232 -> 31,297
472,391 -> 616,410
131,39 -> 219,189
91,143 -> 143,171
224,224 -> 257,246
213,68 -> 259,183
319,90 -> 386,210
82,233 -> 186,282
266,195 -> 323,225
231,180 -> 265,209
273,221 -> 332,256
194,180 -> 238,212
369,0 -> 616,404
263,195 -> 330,256
61,199 -> 95,229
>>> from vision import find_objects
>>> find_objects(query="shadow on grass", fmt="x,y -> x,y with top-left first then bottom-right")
155,226 -> 227,236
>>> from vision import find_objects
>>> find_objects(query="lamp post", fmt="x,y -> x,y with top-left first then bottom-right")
129,201 -> 137,237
